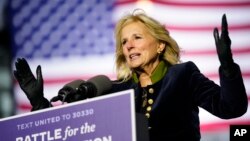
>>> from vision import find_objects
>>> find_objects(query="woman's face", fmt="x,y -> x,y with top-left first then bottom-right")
121,21 -> 164,70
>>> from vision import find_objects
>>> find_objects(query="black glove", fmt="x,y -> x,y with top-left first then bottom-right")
14,58 -> 50,111
213,14 -> 235,77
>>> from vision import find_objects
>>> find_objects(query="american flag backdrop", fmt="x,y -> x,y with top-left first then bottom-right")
9,0 -> 250,140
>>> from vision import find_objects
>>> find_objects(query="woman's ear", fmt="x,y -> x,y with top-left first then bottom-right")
157,42 -> 165,53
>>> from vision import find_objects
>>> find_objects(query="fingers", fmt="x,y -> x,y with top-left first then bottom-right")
213,28 -> 219,46
15,58 -> 23,73
15,58 -> 33,76
13,70 -> 22,83
15,58 -> 28,73
15,58 -> 25,79
213,14 -> 231,47
14,58 -> 36,88
20,58 -> 32,73
36,65 -> 43,85
221,14 -> 229,36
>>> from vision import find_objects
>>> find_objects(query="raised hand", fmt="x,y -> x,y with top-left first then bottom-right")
14,58 -> 49,110
213,14 -> 235,77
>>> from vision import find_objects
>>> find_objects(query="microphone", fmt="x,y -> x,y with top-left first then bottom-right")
50,79 -> 85,103
50,75 -> 112,103
78,75 -> 112,98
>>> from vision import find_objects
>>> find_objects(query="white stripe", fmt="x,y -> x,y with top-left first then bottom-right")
199,104 -> 250,124
171,30 -> 250,50
113,2 -> 250,26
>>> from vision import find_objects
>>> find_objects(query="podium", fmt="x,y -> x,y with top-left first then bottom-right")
0,89 -> 149,141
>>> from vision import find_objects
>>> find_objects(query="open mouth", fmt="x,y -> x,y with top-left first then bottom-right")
129,53 -> 140,60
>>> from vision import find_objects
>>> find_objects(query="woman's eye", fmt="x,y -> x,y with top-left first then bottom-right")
122,40 -> 127,45
135,36 -> 141,39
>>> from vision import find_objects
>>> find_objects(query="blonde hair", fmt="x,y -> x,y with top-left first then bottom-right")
115,10 -> 180,81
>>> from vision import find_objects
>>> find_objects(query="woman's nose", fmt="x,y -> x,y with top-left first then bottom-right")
126,40 -> 134,51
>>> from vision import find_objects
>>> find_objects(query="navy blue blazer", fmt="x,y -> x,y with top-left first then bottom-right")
108,61 -> 248,141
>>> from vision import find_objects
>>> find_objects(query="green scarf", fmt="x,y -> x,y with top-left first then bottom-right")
132,61 -> 168,84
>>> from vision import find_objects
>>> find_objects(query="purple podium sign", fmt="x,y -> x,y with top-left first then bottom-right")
0,89 -> 136,141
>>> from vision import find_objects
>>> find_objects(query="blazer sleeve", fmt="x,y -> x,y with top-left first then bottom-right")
187,62 -> 248,119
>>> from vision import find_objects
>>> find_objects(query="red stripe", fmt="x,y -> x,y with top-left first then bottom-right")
17,103 -> 61,110
205,71 -> 250,79
18,104 -> 31,110
14,74 -> 117,85
41,74 -> 117,84
181,47 -> 250,56
201,120 -> 250,132
152,0 -> 250,7
43,74 -> 116,84
18,97 -> 250,110
115,0 -> 250,7
44,75 -> 94,84
13,70 -> 250,85
165,24 -> 250,31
